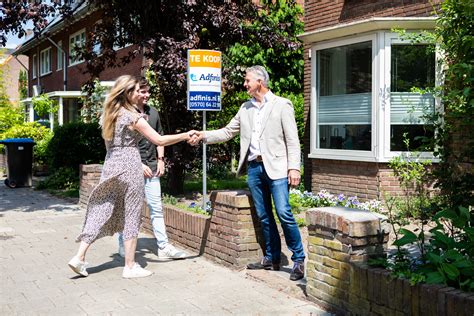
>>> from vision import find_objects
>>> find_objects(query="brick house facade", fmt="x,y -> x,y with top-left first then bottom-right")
13,5 -> 145,126
300,0 -> 442,200
0,49 -> 28,105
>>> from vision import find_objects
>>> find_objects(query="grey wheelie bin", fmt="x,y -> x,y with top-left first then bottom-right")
0,138 -> 36,188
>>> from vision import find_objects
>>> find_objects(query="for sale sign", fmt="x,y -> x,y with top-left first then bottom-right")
187,50 -> 222,111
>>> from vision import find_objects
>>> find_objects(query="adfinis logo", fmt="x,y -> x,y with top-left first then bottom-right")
190,74 -> 198,81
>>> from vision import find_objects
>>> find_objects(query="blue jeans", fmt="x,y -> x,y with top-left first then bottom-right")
247,161 -> 305,263
119,176 -> 169,249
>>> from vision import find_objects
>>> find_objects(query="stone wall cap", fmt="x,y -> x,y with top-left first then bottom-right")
210,190 -> 253,208
306,206 -> 385,237
310,207 -> 381,222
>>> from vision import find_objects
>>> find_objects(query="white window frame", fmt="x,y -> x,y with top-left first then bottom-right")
381,32 -> 439,161
309,33 -> 378,162
32,54 -> 37,79
40,47 -> 52,76
69,28 -> 86,66
309,31 -> 439,163
57,40 -> 63,71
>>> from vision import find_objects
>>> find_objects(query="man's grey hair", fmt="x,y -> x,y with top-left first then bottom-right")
245,65 -> 270,87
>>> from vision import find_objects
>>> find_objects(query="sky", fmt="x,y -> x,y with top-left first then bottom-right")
4,33 -> 28,49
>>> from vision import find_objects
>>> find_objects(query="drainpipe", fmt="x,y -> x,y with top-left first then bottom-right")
46,37 -> 67,91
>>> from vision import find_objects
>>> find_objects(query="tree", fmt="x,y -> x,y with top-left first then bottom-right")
18,70 -> 28,100
0,0 -> 304,194
207,0 -> 304,171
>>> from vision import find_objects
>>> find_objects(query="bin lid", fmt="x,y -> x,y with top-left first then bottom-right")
0,138 -> 36,144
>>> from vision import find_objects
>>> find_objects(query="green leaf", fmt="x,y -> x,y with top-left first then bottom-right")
444,249 -> 463,261
458,206 -> 470,221
432,230 -> 454,248
433,209 -> 458,221
441,263 -> 460,280
393,229 -> 418,247
425,271 -> 445,284
427,252 -> 442,264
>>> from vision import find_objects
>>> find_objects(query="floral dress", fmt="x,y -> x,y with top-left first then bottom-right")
77,109 -> 145,244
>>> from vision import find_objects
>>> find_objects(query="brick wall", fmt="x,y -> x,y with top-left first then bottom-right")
304,0 -> 441,32
305,206 -> 473,315
79,165 -> 264,269
310,159 -> 411,200
25,10 -> 145,96
78,164 -> 102,209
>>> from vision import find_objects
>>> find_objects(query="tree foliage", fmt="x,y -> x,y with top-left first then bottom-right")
432,0 -> 474,208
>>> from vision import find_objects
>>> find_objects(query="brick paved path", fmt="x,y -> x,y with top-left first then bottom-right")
0,183 -> 329,315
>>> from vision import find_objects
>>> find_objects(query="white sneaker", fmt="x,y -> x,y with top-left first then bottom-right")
122,263 -> 153,279
68,256 -> 89,277
157,244 -> 187,260
118,245 -> 125,258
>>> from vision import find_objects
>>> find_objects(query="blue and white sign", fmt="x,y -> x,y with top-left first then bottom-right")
187,50 -> 222,111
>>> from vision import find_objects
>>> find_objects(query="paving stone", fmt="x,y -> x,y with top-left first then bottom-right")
0,182 -> 329,315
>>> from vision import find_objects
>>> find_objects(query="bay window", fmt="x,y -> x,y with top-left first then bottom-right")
310,31 -> 437,162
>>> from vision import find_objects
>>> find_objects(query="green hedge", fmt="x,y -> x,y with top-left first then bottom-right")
46,122 -> 105,173
0,122 -> 52,161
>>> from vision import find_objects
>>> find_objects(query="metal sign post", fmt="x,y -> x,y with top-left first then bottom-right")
187,49 -> 222,211
202,111 -> 207,210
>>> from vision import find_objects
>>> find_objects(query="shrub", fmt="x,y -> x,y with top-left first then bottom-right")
36,167 -> 78,191
0,105 -> 23,134
0,122 -> 52,159
46,122 -> 105,173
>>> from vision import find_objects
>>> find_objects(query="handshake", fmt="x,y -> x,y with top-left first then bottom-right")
186,130 -> 204,146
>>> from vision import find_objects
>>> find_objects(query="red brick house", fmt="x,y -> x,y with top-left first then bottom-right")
0,48 -> 28,105
300,0 -> 442,200
13,2 -> 146,128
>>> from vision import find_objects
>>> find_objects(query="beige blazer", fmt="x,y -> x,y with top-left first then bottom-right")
204,94 -> 301,180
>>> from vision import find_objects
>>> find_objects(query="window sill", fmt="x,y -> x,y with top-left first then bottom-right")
40,71 -> 52,77
308,152 -> 439,163
68,60 -> 85,67
308,151 -> 376,162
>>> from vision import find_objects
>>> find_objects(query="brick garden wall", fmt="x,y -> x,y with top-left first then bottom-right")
305,207 -> 473,315
79,165 -> 264,269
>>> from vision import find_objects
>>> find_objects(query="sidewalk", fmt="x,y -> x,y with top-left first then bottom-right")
0,182 -> 329,315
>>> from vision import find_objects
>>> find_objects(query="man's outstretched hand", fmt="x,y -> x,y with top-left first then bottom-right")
187,131 -> 204,146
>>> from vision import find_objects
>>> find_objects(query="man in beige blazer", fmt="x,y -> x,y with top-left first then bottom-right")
192,65 -> 305,281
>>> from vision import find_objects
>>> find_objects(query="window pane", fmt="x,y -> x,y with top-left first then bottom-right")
317,41 -> 372,151
57,41 -> 63,69
390,44 -> 435,151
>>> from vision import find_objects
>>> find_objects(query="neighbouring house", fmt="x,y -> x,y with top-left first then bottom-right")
0,48 -> 28,105
12,2 -> 146,129
300,0 -> 442,200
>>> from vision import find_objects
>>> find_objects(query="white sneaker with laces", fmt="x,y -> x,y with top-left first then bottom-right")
118,245 -> 125,258
68,256 -> 89,277
122,263 -> 153,279
157,244 -> 187,260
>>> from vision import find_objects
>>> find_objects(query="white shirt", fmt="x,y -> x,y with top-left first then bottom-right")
248,91 -> 275,162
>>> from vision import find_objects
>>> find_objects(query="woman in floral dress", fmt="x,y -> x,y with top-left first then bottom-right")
68,75 -> 195,278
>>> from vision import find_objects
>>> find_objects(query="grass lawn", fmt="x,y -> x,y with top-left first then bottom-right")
183,177 -> 248,192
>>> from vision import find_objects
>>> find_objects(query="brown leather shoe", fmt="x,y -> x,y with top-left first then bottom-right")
290,261 -> 304,281
247,257 -> 280,271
